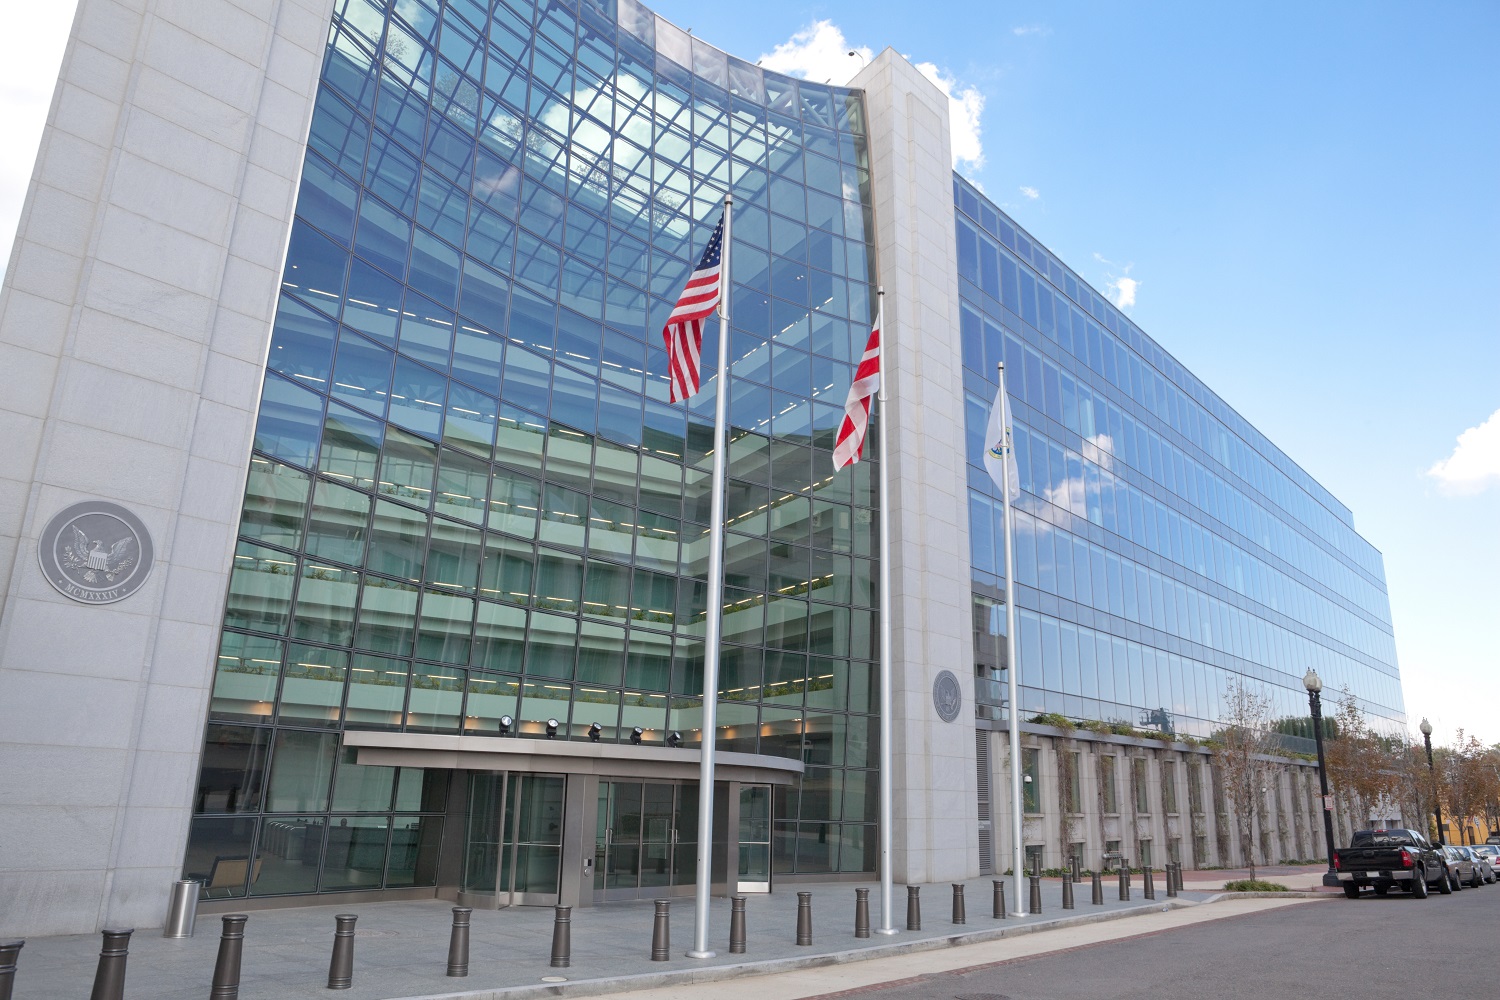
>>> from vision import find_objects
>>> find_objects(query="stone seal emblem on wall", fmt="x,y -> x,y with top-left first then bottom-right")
37,501 -> 155,605
932,669 -> 962,723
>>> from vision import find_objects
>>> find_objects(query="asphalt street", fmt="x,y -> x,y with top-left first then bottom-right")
806,887 -> 1497,1000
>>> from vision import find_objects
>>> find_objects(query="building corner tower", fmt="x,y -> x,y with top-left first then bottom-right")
852,50 -> 979,883
0,0 -> 333,936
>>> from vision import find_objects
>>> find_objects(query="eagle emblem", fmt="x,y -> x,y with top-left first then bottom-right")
38,500 -> 155,605
60,526 -> 137,584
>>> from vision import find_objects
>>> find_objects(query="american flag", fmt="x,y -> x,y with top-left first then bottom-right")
661,214 -> 726,403
832,305 -> 883,470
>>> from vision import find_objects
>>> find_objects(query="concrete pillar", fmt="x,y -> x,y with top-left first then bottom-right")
849,50 -> 978,884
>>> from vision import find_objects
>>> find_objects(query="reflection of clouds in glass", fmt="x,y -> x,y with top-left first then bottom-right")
1081,433 -> 1113,471
473,164 -> 521,202
1043,476 -> 1086,517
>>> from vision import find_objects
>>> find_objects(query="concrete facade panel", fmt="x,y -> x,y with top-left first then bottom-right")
0,0 -> 336,937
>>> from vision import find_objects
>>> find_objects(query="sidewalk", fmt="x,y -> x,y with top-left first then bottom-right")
1177,863 -> 1339,893
7,871 -> 1327,1000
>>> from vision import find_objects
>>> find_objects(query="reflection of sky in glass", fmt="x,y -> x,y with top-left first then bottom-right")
956,177 -> 1402,748
201,0 -> 885,888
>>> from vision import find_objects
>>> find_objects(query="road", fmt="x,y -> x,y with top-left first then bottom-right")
806,888 -> 1495,1000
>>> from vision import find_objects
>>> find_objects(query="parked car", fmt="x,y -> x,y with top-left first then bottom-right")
1472,844 -> 1500,881
1333,828 -> 1447,898
1453,846 -> 1494,885
1439,845 -> 1480,890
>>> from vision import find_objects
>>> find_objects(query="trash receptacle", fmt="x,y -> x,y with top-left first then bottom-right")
163,880 -> 201,939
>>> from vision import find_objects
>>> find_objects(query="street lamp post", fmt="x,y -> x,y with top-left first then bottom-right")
1420,718 -> 1444,845
1303,669 -> 1341,887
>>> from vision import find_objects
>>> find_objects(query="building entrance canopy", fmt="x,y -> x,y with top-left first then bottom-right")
343,730 -> 804,785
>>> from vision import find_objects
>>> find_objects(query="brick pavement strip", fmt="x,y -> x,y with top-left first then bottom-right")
6,874 -> 1329,1000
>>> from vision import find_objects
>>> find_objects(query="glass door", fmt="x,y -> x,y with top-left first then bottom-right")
594,780 -> 698,901
462,772 -> 564,906
738,783 -> 772,892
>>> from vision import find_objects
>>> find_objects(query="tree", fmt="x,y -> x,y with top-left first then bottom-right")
1213,677 -> 1274,879
1437,732 -> 1500,844
1320,688 -> 1392,834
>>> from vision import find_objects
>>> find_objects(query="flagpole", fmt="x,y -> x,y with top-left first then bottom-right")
997,361 -> 1025,916
873,287 -> 897,935
689,194 -> 732,959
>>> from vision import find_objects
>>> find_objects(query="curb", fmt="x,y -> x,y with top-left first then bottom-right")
393,894 -> 1313,1000
1193,891 -> 1330,903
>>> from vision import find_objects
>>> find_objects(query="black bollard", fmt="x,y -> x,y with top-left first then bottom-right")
854,888 -> 870,938
1118,865 -> 1131,902
0,940 -> 23,1000
327,914 -> 357,990
446,907 -> 471,977
1028,874 -> 1042,915
89,928 -> 132,1000
1070,854 -> 1082,883
992,879 -> 1006,919
1174,863 -> 1185,894
1091,870 -> 1104,905
729,895 -> 747,954
209,915 -> 247,1000
550,906 -> 572,968
906,885 -> 921,931
1166,864 -> 1178,898
951,883 -> 966,925
1062,875 -> 1075,910
795,892 -> 813,946
1143,867 -> 1156,900
650,900 -> 670,961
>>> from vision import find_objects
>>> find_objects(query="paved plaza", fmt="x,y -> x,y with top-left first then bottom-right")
5,868 -> 1317,1000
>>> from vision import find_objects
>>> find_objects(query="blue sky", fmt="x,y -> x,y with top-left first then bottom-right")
5,2 -> 1496,746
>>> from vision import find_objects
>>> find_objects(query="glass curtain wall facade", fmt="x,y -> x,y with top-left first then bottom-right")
186,0 -> 880,899
955,177 -> 1404,746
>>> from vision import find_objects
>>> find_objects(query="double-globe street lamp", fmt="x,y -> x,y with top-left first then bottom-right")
1303,669 -> 1342,887
1419,718 -> 1445,845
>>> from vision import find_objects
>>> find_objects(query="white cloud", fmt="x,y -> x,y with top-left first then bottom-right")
1019,186 -> 1040,200
1094,254 -> 1140,310
759,21 -> 985,173
758,21 -> 871,86
1012,24 -> 1052,37
1110,276 -> 1139,309
1427,408 -> 1500,495
912,60 -> 986,173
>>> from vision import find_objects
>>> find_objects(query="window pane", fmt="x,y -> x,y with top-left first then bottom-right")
184,816 -> 258,897
279,644 -> 348,727
408,662 -> 465,731
211,633 -> 282,723
196,724 -> 271,814
265,730 -> 338,812
250,816 -> 326,895
386,815 -> 444,886
321,815 -> 390,890
346,653 -> 408,728
240,459 -> 310,550
224,542 -> 296,635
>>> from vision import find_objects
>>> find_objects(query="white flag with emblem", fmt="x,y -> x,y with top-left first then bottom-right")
984,381 -> 1021,500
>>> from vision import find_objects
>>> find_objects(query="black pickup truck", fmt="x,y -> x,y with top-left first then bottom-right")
1333,828 -> 1448,899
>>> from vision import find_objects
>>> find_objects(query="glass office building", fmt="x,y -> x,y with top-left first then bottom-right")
955,177 -> 1404,746
0,0 -> 1404,933
185,0 -> 882,903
